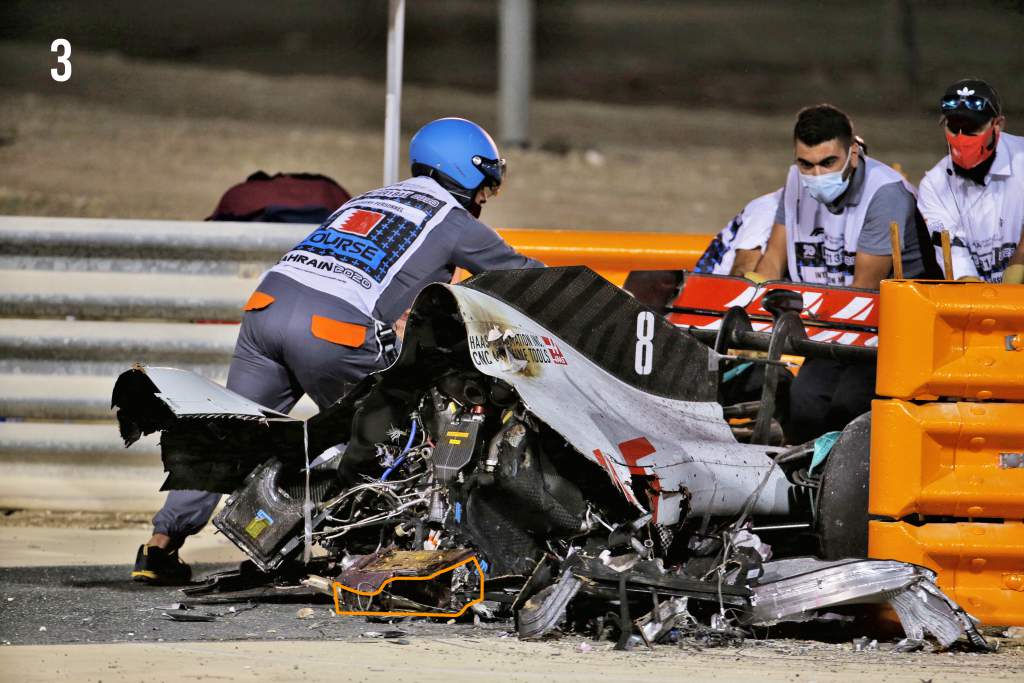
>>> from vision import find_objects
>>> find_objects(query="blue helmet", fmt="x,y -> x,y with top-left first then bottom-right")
410,118 -> 505,213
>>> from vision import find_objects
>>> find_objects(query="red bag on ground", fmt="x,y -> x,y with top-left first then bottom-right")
208,171 -> 352,223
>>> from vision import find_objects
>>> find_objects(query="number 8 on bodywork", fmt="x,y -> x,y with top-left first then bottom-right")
635,311 -> 654,375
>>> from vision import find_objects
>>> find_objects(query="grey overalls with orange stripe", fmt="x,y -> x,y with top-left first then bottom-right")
152,175 -> 542,543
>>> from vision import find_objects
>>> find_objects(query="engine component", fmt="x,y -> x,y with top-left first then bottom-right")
433,418 -> 482,483
213,459 -> 305,573
437,371 -> 489,406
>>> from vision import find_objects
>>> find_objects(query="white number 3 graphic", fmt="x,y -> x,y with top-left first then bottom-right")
51,39 -> 72,82
634,311 -> 654,375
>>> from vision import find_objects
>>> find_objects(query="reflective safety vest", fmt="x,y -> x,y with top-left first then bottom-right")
784,157 -> 915,286
269,176 -> 462,318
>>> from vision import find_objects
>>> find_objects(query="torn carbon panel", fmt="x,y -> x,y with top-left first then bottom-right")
460,267 -> 716,402
160,420 -> 306,494
463,489 -> 542,576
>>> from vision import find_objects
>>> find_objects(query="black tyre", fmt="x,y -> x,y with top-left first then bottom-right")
816,411 -> 872,559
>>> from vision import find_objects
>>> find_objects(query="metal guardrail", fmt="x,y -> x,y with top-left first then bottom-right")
0,270 -> 255,321
0,215 -> 708,509
0,217 -> 321,490
0,217 -> 307,272
0,218 -> 710,276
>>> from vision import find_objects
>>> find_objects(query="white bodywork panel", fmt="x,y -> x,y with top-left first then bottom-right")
445,285 -> 792,525
141,366 -> 295,421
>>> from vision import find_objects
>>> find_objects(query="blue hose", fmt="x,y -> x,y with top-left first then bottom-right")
380,419 -> 417,481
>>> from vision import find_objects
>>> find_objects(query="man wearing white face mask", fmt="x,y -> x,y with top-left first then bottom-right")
753,104 -> 924,288
752,105 -> 927,445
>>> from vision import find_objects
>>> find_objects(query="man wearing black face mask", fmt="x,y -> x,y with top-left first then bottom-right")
918,79 -> 1024,283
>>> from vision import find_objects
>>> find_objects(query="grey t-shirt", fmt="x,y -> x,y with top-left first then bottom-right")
373,206 -> 544,323
775,162 -> 923,278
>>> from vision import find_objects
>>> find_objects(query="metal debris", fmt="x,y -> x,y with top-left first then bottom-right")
162,608 -> 216,622
852,637 -> 878,652
114,271 -> 997,653
747,558 -> 991,651
300,575 -> 335,596
361,630 -> 408,639
891,638 -> 926,653
636,597 -> 692,646
517,570 -> 581,640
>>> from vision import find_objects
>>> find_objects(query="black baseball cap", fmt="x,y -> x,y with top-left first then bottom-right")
940,79 -> 1001,132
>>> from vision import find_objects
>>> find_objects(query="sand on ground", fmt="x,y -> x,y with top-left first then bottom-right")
2,635 -> 1023,683
0,42 -> 946,234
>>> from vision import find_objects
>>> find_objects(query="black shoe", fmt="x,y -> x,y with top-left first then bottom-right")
132,544 -> 192,585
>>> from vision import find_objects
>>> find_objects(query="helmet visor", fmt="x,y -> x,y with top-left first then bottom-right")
472,155 -> 506,189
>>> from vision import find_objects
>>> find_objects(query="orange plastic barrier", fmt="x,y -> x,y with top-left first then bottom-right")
869,520 -> 1024,626
876,280 -> 1024,401
496,228 -> 710,286
870,399 -> 1024,520
872,280 -> 1024,626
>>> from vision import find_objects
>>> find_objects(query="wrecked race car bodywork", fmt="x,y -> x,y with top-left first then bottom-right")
112,267 -> 990,651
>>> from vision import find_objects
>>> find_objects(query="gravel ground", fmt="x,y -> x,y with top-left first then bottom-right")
1,563 -> 1021,664
0,562 -> 507,646
0,510 -> 153,530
